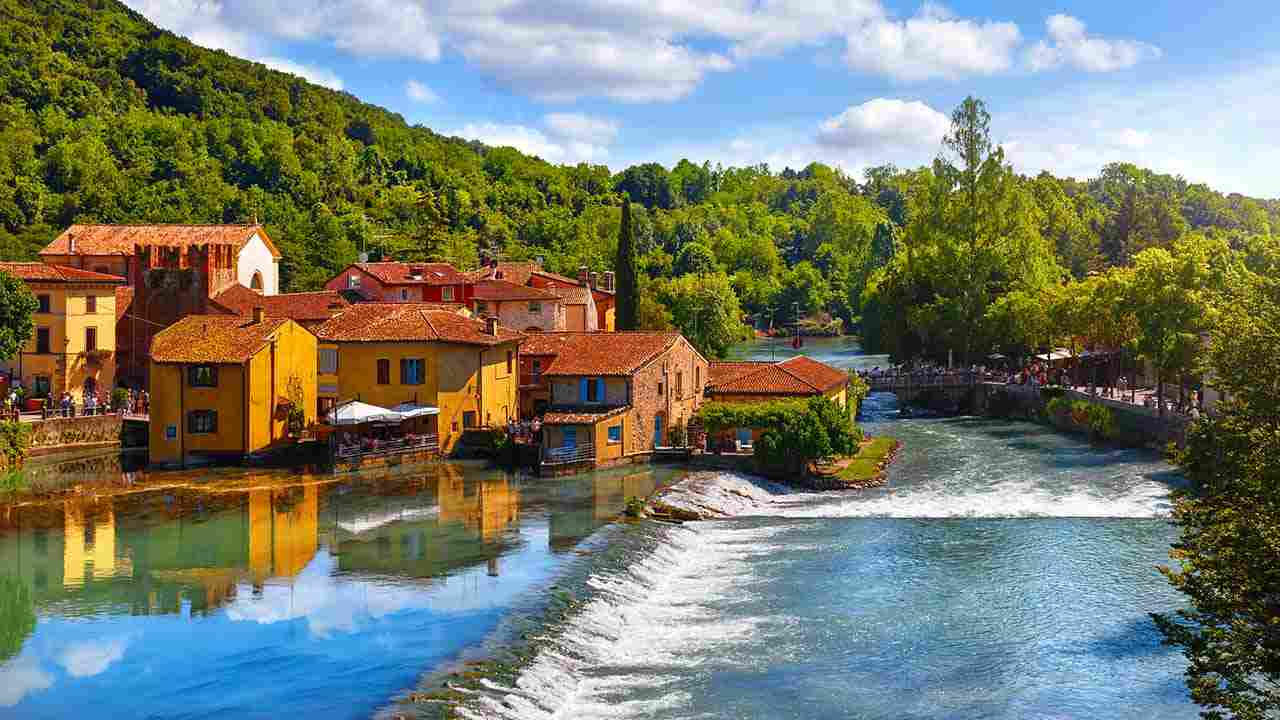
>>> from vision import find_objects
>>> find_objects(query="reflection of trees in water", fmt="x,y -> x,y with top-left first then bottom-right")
0,574 -> 36,661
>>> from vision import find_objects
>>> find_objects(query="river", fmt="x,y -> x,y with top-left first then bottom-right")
0,337 -> 1196,718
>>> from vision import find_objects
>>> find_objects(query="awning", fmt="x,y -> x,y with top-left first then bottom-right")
391,402 -> 440,419
1035,349 -> 1073,361
326,400 -> 403,425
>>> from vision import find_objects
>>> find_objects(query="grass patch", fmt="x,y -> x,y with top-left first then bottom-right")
835,437 -> 899,484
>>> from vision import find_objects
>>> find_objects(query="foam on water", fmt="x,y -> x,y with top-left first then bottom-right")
457,522 -> 791,720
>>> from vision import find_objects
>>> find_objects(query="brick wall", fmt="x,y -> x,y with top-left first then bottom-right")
627,337 -> 707,451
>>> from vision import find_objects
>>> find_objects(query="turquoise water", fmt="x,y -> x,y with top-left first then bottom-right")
456,341 -> 1197,719
0,463 -> 683,719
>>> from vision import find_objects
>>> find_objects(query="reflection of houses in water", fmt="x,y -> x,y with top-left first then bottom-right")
549,470 -> 660,552
333,466 -> 520,579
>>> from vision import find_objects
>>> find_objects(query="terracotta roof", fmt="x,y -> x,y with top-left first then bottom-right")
706,355 -> 849,396
471,279 -> 559,302
546,285 -> 592,306
41,224 -> 280,258
351,262 -> 468,286
150,315 -> 290,364
116,287 -> 134,321
474,261 -> 536,286
212,284 -> 349,322
542,405 -> 630,425
0,262 -> 125,284
521,332 -> 684,376
315,303 -> 522,345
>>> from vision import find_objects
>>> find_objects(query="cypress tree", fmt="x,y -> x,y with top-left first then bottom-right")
616,198 -> 639,330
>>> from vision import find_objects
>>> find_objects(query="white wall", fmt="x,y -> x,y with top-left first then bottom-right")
237,232 -> 279,296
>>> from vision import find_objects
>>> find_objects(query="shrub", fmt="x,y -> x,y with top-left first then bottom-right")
1045,396 -> 1070,419
697,396 -> 862,474
1040,386 -> 1067,401
0,421 -> 31,470
111,387 -> 129,411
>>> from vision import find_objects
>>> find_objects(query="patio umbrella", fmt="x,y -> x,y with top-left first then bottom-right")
326,400 -> 403,425
390,402 -> 440,419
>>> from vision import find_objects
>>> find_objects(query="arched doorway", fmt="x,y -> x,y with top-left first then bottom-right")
250,271 -> 264,292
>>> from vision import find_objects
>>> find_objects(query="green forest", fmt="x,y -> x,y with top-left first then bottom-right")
2,0 -> 1279,363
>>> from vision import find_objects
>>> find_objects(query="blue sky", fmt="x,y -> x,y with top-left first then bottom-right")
125,1 -> 1280,197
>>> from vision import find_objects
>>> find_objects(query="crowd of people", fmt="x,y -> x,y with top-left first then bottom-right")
3,380 -> 149,420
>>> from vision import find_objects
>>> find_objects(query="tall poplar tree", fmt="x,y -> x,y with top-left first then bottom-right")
615,197 -> 639,330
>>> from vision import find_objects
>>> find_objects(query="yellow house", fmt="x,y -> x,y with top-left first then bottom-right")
313,303 -> 523,455
148,311 -> 317,468
0,263 -> 125,403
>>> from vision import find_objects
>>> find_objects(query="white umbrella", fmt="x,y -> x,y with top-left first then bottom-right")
391,402 -> 440,419
326,400 -> 402,425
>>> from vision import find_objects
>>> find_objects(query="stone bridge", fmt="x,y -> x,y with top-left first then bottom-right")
864,372 -> 982,410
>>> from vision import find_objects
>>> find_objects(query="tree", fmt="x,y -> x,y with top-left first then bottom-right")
615,197 -> 639,330
0,270 -> 36,362
1153,273 -> 1280,718
659,272 -> 745,359
674,241 -> 716,276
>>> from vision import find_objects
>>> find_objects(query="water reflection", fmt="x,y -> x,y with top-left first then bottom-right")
0,462 -> 682,719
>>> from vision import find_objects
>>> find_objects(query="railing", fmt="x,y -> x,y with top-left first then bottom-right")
336,434 -> 439,460
864,371 -> 981,392
542,442 -> 595,465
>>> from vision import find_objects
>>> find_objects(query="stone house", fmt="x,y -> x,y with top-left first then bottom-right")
524,332 -> 708,471
470,279 -> 565,332
473,260 -> 617,331
704,355 -> 851,450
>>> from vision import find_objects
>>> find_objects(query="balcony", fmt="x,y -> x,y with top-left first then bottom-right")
542,442 -> 595,465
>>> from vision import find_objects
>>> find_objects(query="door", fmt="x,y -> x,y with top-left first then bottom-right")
653,414 -> 664,447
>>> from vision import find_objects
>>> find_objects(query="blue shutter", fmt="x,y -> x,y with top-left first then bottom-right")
596,378 -> 605,403
579,378 -> 588,402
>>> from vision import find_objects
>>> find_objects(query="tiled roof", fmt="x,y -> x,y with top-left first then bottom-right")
546,284 -> 592,306
474,261 -> 536,286
522,332 -> 683,376
352,262 -> 468,286
0,262 -> 125,284
315,303 -> 522,345
471,279 -> 559,302
150,315 -> 290,364
706,355 -> 849,396
542,405 -> 630,425
116,287 -> 134,321
212,284 -> 349,322
41,224 -> 280,258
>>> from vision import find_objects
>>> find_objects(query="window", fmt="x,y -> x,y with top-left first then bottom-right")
33,376 -> 50,397
347,274 -> 361,290
695,365 -> 701,391
251,272 -> 264,291
506,351 -> 514,375
463,410 -> 477,428
442,286 -> 455,302
400,288 -> 410,300
187,410 -> 218,434
188,365 -> 218,388
531,358 -> 542,376
376,359 -> 391,385
85,327 -> 97,352
36,295 -> 50,313
608,425 -> 622,444
528,301 -> 541,314
676,371 -> 683,399
85,295 -> 96,313
400,358 -> 425,385
318,348 -> 339,374
36,328 -> 50,354
657,379 -> 664,397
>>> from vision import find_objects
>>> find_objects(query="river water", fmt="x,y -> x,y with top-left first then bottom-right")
0,337 -> 1196,718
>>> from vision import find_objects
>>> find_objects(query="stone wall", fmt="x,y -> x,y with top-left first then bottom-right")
27,414 -> 123,452
977,383 -> 1188,450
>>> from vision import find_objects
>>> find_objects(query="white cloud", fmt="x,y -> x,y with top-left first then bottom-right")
405,79 -> 440,104
0,655 -> 53,707
257,57 -> 344,90
544,112 -> 620,145
844,4 -> 1022,81
228,0 -> 442,61
458,122 -> 570,163
58,638 -> 131,679
1111,128 -> 1152,150
1026,14 -> 1160,72
818,98 -> 950,150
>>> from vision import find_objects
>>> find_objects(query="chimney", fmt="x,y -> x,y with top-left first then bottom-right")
577,266 -> 589,287
68,234 -> 77,255
588,271 -> 599,289
409,265 -> 425,280
485,316 -> 499,336
534,256 -> 544,268
602,271 -> 615,292
253,306 -> 265,324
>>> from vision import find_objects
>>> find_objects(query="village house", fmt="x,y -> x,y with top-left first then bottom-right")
38,224 -> 283,387
148,311 -> 318,468
473,260 -> 616,331
210,284 -> 350,330
470,279 -> 565,332
0,263 -> 125,405
312,303 -> 522,454
704,355 -> 852,450
521,332 -> 708,470
325,262 -> 473,304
